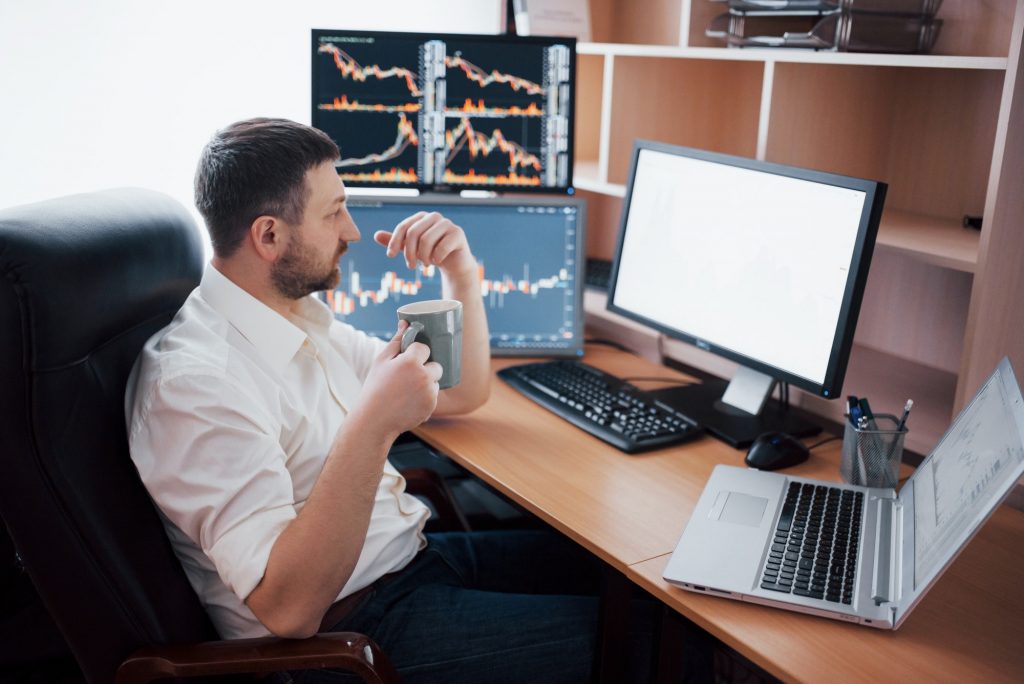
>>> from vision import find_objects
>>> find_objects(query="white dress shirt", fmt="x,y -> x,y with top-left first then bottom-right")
125,264 -> 429,639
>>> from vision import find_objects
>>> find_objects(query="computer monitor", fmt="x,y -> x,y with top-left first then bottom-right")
607,140 -> 887,447
322,195 -> 586,357
311,29 -> 575,193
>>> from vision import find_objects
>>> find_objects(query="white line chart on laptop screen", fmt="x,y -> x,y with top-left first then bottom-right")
912,371 -> 1024,586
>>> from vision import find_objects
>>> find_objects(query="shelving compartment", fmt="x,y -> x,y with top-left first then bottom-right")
854,250 -> 973,374
606,56 -> 764,184
577,189 -> 624,260
929,0 -> 1019,57
801,343 -> 959,455
575,52 -> 605,184
590,0 -> 684,45
765,62 -> 1000,265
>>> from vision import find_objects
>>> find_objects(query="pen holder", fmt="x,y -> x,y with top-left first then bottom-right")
840,414 -> 906,489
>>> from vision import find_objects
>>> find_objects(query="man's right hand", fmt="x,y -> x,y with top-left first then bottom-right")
248,320 -> 441,639
355,321 -> 443,439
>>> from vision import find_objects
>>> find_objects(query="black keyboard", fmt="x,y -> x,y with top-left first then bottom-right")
759,482 -> 864,605
497,360 -> 702,453
585,258 -> 613,291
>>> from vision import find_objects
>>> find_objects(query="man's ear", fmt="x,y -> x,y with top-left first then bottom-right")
249,215 -> 288,263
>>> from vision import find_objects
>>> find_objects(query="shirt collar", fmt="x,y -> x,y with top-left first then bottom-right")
199,264 -> 310,373
289,288 -> 337,333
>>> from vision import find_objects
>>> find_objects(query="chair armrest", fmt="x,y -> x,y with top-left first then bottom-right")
115,632 -> 399,684
401,467 -> 471,532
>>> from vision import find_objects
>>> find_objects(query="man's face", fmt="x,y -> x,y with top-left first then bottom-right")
271,162 -> 359,299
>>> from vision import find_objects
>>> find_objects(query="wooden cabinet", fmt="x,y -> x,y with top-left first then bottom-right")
575,0 -> 1024,454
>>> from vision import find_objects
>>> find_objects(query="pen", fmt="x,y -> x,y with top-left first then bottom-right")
848,395 -> 862,427
858,397 -> 875,421
897,399 -> 913,431
857,397 -> 878,430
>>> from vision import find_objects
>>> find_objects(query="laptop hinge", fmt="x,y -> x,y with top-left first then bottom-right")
871,497 -> 900,605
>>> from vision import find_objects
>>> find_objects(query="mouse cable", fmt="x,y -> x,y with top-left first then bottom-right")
584,337 -> 631,352
806,435 -> 841,451
621,376 -> 694,387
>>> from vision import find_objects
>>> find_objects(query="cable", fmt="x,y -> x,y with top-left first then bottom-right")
806,436 -> 839,450
620,376 -> 694,387
584,337 -> 630,352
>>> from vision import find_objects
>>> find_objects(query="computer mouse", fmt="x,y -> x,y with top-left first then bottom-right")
745,432 -> 810,471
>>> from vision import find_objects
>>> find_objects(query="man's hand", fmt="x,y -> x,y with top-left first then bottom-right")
246,320 -> 440,639
354,321 -> 443,439
374,211 -> 477,278
375,210 -> 490,415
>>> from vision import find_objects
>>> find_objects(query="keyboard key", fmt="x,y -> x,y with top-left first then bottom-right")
762,582 -> 790,593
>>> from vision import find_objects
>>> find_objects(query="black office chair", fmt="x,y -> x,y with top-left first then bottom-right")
0,189 -> 401,683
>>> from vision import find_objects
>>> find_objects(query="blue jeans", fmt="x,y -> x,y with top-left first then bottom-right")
287,530 -> 655,684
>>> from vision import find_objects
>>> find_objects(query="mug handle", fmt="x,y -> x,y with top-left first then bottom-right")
400,321 -> 425,352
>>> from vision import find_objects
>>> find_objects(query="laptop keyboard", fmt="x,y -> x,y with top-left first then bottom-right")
760,482 -> 863,604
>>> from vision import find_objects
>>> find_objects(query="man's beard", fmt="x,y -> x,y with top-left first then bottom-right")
271,238 -> 346,299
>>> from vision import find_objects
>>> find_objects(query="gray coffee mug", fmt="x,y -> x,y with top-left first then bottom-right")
397,299 -> 463,389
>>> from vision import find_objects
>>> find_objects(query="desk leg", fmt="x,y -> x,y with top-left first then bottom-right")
594,565 -> 631,684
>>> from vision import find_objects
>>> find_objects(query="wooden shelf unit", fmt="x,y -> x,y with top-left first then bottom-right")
574,0 -> 1024,454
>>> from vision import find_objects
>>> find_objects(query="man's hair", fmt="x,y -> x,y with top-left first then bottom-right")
194,118 -> 339,257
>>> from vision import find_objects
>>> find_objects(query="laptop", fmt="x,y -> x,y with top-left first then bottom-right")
663,357 -> 1024,629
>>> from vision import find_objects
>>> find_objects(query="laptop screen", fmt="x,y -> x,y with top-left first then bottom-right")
909,358 -> 1024,587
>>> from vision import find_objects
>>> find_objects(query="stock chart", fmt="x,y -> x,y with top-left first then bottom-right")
321,201 -> 581,352
312,31 -> 573,190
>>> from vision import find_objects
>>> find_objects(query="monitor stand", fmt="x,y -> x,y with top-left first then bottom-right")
650,367 -> 821,449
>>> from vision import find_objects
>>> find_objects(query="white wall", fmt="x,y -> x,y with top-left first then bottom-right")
0,0 -> 502,228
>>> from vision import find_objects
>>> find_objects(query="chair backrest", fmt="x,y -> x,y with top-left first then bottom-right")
0,188 -> 216,682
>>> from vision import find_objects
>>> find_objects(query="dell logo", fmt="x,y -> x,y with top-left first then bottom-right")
695,339 -> 710,351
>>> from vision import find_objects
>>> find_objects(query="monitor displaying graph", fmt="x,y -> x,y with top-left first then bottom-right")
311,29 -> 575,193
321,196 -> 585,357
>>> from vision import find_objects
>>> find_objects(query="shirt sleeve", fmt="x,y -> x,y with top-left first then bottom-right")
129,372 -> 297,603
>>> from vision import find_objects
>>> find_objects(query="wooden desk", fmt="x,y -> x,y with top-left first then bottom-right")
415,345 -> 1024,682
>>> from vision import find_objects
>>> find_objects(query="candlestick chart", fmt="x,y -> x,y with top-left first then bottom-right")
321,200 -> 581,353
312,31 -> 573,190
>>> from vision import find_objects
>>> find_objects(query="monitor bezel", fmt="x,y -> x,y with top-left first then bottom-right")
311,28 -> 577,195
606,139 -> 886,399
333,192 -> 587,358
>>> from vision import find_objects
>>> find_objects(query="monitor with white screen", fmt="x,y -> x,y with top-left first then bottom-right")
607,140 -> 886,447
322,195 -> 585,357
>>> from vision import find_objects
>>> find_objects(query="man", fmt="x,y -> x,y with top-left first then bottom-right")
125,118 -> 614,682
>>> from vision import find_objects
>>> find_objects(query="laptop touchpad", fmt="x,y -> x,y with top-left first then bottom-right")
712,491 -> 768,527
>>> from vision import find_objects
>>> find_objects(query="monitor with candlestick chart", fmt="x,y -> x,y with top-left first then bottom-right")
311,29 -> 575,193
321,196 -> 586,356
